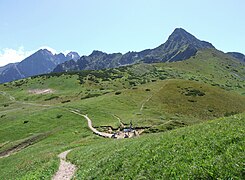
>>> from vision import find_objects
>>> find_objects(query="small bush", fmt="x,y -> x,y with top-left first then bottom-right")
0,114 -> 6,118
224,111 -> 238,117
61,100 -> 71,103
184,89 -> 205,97
159,76 -> 166,80
81,93 -> 101,99
115,92 -> 121,95
44,96 -> 59,101
56,114 -> 62,118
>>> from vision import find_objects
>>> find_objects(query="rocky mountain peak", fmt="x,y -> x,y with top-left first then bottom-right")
169,28 -> 197,42
167,28 -> 214,49
90,50 -> 106,57
36,49 -> 53,56
66,52 -> 80,61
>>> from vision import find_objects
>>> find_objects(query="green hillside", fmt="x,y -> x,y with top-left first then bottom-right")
158,49 -> 245,95
69,112 -> 245,179
64,79 -> 245,132
0,49 -> 245,179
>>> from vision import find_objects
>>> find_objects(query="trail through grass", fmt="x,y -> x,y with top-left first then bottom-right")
69,113 -> 245,179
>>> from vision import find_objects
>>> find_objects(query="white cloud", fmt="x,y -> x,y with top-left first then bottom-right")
0,47 -> 34,67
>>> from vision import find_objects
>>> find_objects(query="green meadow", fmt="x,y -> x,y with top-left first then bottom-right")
0,49 -> 244,179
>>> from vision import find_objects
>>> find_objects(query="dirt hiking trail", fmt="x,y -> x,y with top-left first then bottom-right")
70,110 -> 113,138
52,149 -> 76,180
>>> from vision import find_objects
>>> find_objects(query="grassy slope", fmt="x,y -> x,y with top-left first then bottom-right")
0,104 -> 96,179
69,112 -> 245,179
66,79 -> 245,130
156,49 -> 245,95
0,49 -> 244,179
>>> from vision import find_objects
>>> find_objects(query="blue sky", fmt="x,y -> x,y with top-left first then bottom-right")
0,0 -> 244,66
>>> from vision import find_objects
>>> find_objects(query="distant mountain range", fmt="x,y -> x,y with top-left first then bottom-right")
0,50 -> 80,83
53,28 -> 215,73
0,28 -> 244,83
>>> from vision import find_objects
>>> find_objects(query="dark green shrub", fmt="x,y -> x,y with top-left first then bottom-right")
0,114 -> 6,118
61,100 -> 71,103
81,93 -> 101,99
44,96 -> 59,101
185,89 -> 205,96
56,114 -> 62,118
224,111 -> 238,117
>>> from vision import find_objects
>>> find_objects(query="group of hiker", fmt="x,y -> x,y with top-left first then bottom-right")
111,120 -> 138,139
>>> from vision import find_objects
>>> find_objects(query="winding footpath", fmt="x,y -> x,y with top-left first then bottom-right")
1,91 -> 77,179
140,84 -> 167,112
113,114 -> 125,128
52,150 -> 76,180
71,110 -> 113,138
140,94 -> 153,112
0,91 -> 136,179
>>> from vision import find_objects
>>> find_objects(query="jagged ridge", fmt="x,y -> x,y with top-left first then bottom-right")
53,28 -> 215,73
0,49 -> 80,83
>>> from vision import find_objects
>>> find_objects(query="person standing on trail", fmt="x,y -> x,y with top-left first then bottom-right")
130,120 -> 133,130
133,130 -> 137,136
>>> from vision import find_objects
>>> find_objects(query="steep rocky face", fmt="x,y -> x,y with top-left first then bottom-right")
53,59 -> 79,73
53,51 -> 122,72
55,53 -> 67,64
167,28 -> 214,49
0,63 -> 18,74
17,49 -> 57,77
227,52 -> 245,63
54,52 -> 80,64
118,49 -> 151,65
66,52 -> 80,61
0,49 -> 80,83
53,28 -> 215,73
143,28 -> 215,63
0,64 -> 24,83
